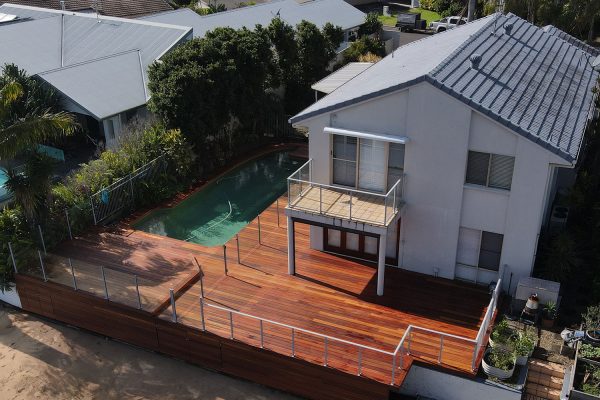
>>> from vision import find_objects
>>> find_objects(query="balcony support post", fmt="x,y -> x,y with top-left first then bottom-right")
287,216 -> 295,275
377,233 -> 387,296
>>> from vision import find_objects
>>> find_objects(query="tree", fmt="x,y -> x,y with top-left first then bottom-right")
148,27 -> 275,148
358,12 -> 383,37
4,152 -> 55,222
0,64 -> 76,160
268,18 -> 299,89
344,36 -> 385,63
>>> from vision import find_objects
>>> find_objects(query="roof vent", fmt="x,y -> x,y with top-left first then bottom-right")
470,54 -> 482,70
504,22 -> 513,35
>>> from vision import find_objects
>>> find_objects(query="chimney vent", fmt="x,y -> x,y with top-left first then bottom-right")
470,53 -> 482,70
60,0 -> 65,10
504,22 -> 514,35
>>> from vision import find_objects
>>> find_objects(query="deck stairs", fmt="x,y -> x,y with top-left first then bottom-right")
522,359 -> 564,400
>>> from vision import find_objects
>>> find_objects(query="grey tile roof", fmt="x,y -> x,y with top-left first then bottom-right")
291,13 -> 599,163
0,4 -> 191,119
0,0 -> 173,19
140,0 -> 366,37
543,25 -> 600,57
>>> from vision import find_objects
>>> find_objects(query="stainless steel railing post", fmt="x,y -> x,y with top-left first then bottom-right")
38,250 -> 47,282
170,288 -> 177,323
135,275 -> 142,310
8,242 -> 17,274
101,266 -> 109,300
69,258 -> 77,290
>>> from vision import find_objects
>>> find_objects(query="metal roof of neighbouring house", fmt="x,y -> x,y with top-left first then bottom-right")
0,3 -> 191,120
0,0 -> 173,18
292,13 -> 600,163
139,0 -> 366,38
311,62 -> 373,94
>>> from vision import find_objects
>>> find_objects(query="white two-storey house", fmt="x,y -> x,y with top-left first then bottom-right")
285,13 -> 599,296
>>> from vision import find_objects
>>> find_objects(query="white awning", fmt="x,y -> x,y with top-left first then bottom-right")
324,126 -> 409,144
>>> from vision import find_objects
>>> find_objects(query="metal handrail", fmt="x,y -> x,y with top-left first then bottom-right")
200,279 -> 502,384
203,300 -> 395,356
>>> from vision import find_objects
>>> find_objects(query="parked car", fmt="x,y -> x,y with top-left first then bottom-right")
429,16 -> 467,32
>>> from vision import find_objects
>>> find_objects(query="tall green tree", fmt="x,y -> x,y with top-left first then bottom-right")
0,64 -> 76,160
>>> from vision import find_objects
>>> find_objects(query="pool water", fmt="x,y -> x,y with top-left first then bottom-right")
133,151 -> 300,247
0,168 -> 10,202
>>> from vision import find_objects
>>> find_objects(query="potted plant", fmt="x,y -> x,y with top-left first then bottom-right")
583,305 -> 600,343
514,332 -> 536,365
541,301 -> 557,328
490,319 -> 519,349
482,347 -> 516,380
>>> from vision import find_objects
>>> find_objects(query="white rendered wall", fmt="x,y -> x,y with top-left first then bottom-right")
299,81 -> 571,287
400,365 -> 521,400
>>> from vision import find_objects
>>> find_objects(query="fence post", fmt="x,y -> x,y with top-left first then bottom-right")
8,242 -> 17,274
349,192 -> 353,220
257,216 -> 262,244
276,198 -> 280,227
358,348 -> 363,376
260,320 -> 264,348
229,311 -> 234,339
384,196 -> 388,225
236,234 -> 241,264
199,297 -> 206,331
65,208 -> 73,240
90,197 -> 97,225
291,328 -> 296,357
438,336 -> 444,364
129,175 -> 135,207
38,225 -> 46,255
319,186 -> 322,214
223,245 -> 228,275
391,353 -> 397,385
170,288 -> 177,323
37,250 -> 47,281
101,266 -> 109,300
135,275 -> 142,310
324,337 -> 328,366
68,258 -> 77,290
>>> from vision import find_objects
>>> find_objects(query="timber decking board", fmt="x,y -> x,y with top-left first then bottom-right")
16,274 -> 391,400
38,194 -> 491,388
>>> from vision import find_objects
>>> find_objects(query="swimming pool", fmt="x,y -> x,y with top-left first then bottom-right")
133,151 -> 300,247
0,168 -> 11,202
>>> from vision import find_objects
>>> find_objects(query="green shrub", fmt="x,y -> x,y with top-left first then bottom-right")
491,319 -> 518,346
0,207 -> 34,292
514,332 -> 535,357
487,348 -> 515,371
580,344 -> 600,360
344,36 -> 385,63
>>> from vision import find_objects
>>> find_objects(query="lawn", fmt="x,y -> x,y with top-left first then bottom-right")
378,7 -> 442,27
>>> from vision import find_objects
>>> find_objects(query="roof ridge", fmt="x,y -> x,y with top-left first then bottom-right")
197,0 -> 289,20
1,3 -> 190,31
428,13 -> 501,77
38,48 -> 141,75
543,24 -> 600,56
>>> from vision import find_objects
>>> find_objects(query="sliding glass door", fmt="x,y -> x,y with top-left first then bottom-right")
358,139 -> 387,192
332,135 -> 357,187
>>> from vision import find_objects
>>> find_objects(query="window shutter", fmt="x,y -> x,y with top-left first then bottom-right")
466,151 -> 490,186
478,232 -> 503,271
489,155 -> 515,190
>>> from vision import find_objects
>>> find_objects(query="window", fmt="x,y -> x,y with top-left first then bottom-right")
449,18 -> 458,24
466,151 -> 514,190
457,228 -> 504,271
331,134 -> 405,192
387,142 -> 405,190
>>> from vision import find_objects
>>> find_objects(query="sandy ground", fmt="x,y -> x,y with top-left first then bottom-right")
0,305 -> 299,400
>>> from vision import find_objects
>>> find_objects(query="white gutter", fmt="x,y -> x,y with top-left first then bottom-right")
323,126 -> 409,144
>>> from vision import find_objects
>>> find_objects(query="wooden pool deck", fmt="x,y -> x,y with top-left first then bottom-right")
28,194 -> 492,393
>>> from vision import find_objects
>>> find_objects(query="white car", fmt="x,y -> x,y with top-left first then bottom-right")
429,16 -> 468,33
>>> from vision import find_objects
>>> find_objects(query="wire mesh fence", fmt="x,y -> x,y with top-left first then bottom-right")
90,155 -> 167,225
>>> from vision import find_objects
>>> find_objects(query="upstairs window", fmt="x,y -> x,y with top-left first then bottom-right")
466,151 -> 514,190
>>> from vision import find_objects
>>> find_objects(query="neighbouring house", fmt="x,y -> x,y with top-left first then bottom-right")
140,0 -> 366,48
0,3 -> 192,148
286,13 -> 600,296
0,0 -> 173,18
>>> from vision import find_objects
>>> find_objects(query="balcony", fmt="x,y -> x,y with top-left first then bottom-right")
287,159 -> 403,227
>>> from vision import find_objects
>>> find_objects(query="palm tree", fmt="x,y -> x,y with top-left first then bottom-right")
0,64 -> 77,160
